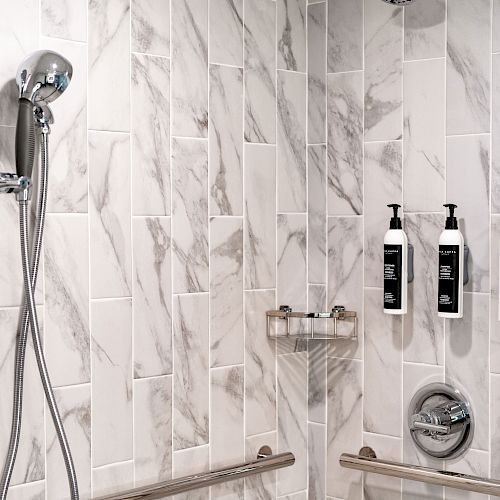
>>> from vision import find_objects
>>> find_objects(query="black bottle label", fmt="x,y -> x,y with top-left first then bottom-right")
438,245 -> 460,313
384,244 -> 402,310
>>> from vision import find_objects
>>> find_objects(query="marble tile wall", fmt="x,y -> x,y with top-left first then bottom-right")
309,0 -> 500,499
0,0 -> 312,498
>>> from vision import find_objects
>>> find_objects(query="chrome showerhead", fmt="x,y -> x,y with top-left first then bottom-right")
16,50 -> 72,106
381,0 -> 416,4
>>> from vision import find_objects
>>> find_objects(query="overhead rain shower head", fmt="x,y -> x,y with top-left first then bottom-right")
381,0 -> 416,4
16,50 -> 72,106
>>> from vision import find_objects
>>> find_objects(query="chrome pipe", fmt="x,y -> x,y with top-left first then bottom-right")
94,451 -> 295,500
340,449 -> 500,496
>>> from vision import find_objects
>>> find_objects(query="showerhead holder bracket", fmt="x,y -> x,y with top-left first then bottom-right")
0,172 -> 32,200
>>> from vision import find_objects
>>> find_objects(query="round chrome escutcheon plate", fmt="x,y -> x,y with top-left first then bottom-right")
408,383 -> 473,459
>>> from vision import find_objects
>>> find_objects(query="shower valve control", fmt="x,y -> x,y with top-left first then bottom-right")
411,400 -> 469,436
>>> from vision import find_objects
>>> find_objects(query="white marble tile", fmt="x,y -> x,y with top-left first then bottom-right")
402,362 -> 444,500
308,338 -> 327,424
495,0 -> 500,52
277,70 -> 306,212
308,145 -> 327,285
327,0 -> 363,72
41,0 -> 87,41
277,353 -> 308,496
245,432 -> 277,500
491,216 -> 500,373
327,71 -> 363,216
308,423 -> 326,500
210,366 -> 244,471
173,294 -> 209,450
446,293 -> 489,451
444,449 -> 489,500
46,385 -> 91,500
134,375 -> 172,485
210,217 -> 244,368
403,58 -> 445,212
89,131 -> 132,299
209,0 -> 243,66
364,141 -> 402,288
447,0 -> 491,135
364,288 -> 402,437
44,214 -> 90,387
363,433 -> 402,500
244,0 -> 276,144
8,481 -> 45,500
91,299 -> 133,467
88,0 -> 130,132
42,37 -> 88,213
245,290 -> 277,437
278,214 -> 307,320
131,0 -> 170,56
326,357 -> 363,500
307,2 -> 326,144
0,0 -> 39,127
92,461 -> 134,497
244,144 -> 276,290
403,214 -> 444,365
0,307 -> 45,486
404,0 -> 445,61
131,53 -> 171,216
279,492 -> 307,500
173,445 -> 210,500
133,217 -> 172,378
171,0 -> 208,138
364,0 -> 403,141
209,64 -> 243,216
447,135 -> 490,293
327,217 -> 363,358
277,0 -> 306,72
172,138 -> 209,293
491,374 -> 500,476
492,53 -> 500,213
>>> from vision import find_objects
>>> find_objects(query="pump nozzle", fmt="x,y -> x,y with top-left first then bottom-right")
387,203 -> 402,229
444,203 -> 458,230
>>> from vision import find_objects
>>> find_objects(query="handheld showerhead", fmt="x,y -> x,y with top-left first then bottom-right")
14,50 -> 72,179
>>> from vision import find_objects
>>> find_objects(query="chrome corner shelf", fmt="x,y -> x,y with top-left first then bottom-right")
266,305 -> 357,340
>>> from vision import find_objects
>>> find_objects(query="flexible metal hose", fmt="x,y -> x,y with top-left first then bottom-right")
0,130 -> 49,498
19,200 -> 79,500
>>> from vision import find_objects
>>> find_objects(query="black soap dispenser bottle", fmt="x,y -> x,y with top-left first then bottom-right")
438,204 -> 464,318
384,204 -> 408,315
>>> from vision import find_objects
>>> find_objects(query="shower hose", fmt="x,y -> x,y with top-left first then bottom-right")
0,129 -> 79,499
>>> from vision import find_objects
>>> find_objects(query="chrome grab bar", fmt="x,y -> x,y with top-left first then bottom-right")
93,447 -> 295,500
340,447 -> 500,497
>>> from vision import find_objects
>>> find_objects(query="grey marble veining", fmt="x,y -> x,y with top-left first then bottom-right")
134,375 -> 172,484
44,214 -> 90,387
327,0 -> 363,72
364,0 -> 403,141
308,145 -> 327,285
210,217 -> 244,368
447,0 -> 491,135
493,54 -> 500,213
491,216 -> 500,373
364,141 -> 402,288
209,64 -> 243,216
403,58 -> 445,212
491,374 -> 500,477
41,0 -> 87,42
277,0 -> 306,72
244,0 -> 276,144
172,138 -> 209,294
307,2 -> 326,145
88,0 -> 130,132
92,462 -> 134,497
403,214 -> 444,365
91,299 -> 133,467
209,0 -> 243,66
327,72 -> 363,216
131,0 -> 170,56
173,294 -> 209,450
133,217 -> 172,378
404,0 -> 445,61
89,131 -> 132,299
171,0 -> 208,138
308,336 -> 327,424
46,385 -> 91,500
244,144 -> 276,290
308,423 -> 326,500
444,449 -> 489,500
131,53 -> 170,216
447,135 -> 490,293
173,445 -> 210,500
277,70 -> 306,213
